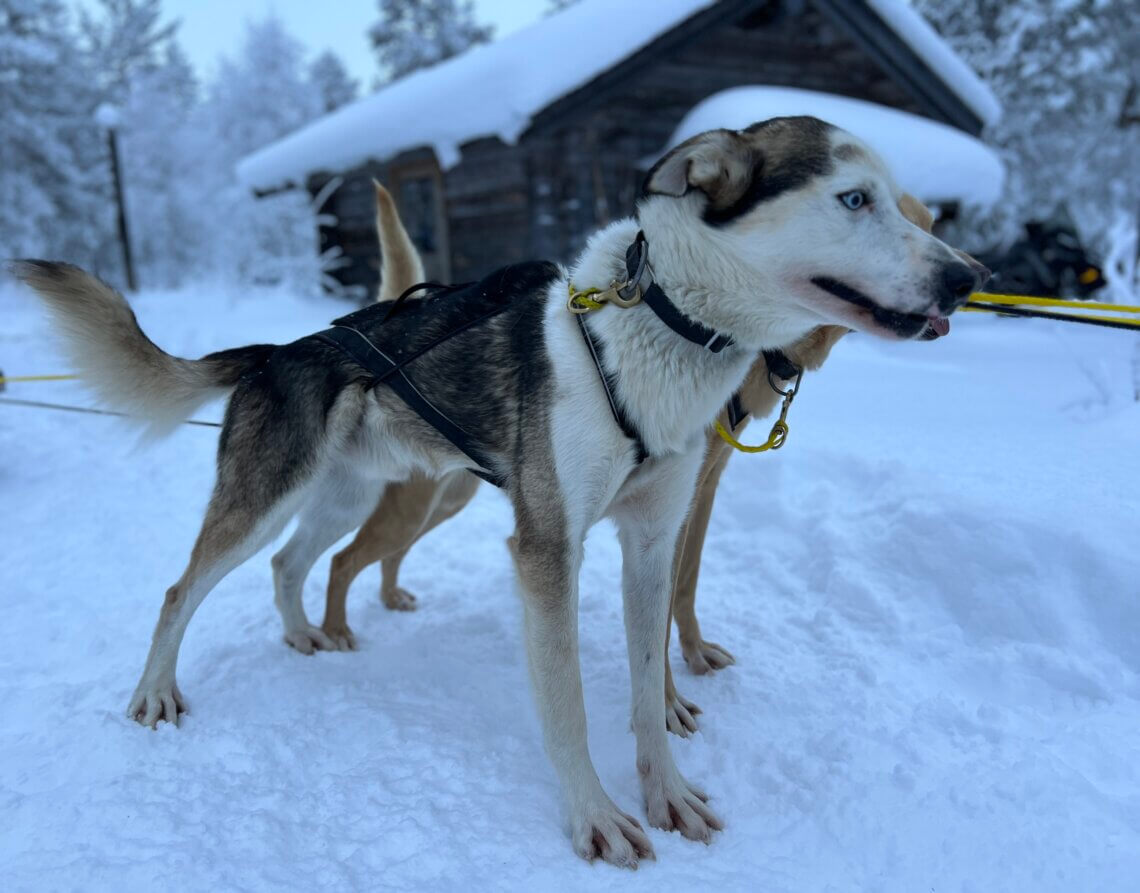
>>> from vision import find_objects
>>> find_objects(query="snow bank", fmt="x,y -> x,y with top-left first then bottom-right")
236,0 -> 716,191
867,0 -> 1003,127
666,86 -> 1005,206
2,274 -> 1137,889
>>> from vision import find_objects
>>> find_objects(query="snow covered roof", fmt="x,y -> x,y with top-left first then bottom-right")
866,0 -> 1002,128
666,87 -> 1004,207
236,0 -> 717,192
236,0 -> 1001,194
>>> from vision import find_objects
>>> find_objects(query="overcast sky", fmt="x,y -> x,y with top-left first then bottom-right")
81,0 -> 548,85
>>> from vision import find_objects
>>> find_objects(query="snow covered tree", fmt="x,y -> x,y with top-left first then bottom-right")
915,0 -> 1140,300
206,16 -> 322,166
117,41 -> 202,286
75,0 -> 197,286
0,0 -> 105,267
195,16 -> 326,286
78,0 -> 176,103
369,0 -> 493,83
310,49 -> 359,112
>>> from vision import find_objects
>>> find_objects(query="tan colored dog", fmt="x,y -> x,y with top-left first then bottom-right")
319,184 -> 479,641
318,183 -> 940,735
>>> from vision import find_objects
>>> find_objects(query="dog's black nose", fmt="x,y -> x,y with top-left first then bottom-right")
937,262 -> 985,312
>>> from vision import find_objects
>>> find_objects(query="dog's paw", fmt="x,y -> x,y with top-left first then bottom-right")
639,761 -> 723,843
570,799 -> 654,868
381,586 -> 417,611
321,621 -> 357,652
127,679 -> 187,729
665,689 -> 702,738
284,625 -> 336,655
682,638 -> 735,675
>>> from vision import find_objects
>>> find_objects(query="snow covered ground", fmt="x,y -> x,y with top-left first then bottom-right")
1,279 -> 1137,891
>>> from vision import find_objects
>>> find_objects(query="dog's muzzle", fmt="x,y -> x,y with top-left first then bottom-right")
934,259 -> 990,315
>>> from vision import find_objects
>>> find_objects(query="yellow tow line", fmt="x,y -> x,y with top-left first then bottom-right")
0,373 -> 80,384
963,292 -> 1140,330
5,292 -> 1139,447
716,290 -> 1140,453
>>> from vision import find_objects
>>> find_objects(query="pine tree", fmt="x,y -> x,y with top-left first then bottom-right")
77,0 -> 192,285
206,16 -> 323,165
196,16 -> 326,286
369,0 -> 493,83
0,0 -> 105,266
78,0 -> 176,103
310,50 -> 359,112
118,41 -> 201,285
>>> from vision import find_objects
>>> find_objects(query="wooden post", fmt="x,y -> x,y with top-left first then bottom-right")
106,127 -> 136,292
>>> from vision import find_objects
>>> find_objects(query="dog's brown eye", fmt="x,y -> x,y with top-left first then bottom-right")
839,191 -> 867,211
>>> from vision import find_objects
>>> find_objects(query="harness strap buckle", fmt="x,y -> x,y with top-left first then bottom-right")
567,280 -> 643,313
609,281 -> 642,307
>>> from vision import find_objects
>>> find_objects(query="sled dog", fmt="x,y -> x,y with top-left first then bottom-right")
15,117 -> 986,867
321,186 -> 965,739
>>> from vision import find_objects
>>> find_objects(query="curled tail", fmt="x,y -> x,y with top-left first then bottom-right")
11,260 -> 275,438
372,179 -> 425,302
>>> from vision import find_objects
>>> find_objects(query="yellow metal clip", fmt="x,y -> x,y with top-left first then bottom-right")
567,279 -> 642,314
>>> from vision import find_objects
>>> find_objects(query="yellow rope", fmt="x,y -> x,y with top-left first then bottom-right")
714,418 -> 789,453
970,292 -> 1140,314
961,305 -> 1140,327
0,374 -> 79,384
567,282 -> 606,312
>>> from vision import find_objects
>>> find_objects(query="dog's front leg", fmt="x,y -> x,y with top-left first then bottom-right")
509,529 -> 653,868
613,453 -> 724,843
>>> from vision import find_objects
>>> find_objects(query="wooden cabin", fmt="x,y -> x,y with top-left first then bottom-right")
238,0 -> 1001,298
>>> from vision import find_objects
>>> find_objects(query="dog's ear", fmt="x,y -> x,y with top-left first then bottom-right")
643,129 -> 756,209
898,193 -> 934,234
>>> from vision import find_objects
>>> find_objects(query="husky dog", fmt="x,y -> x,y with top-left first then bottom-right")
318,183 -> 957,740
320,182 -> 479,629
325,187 -> 973,739
15,117 -> 985,867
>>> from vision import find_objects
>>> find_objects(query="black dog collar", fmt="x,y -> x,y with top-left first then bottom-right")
624,232 -> 734,353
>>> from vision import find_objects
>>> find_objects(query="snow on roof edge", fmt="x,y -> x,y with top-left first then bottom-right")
237,0 -> 1002,193
666,87 -> 1005,207
235,0 -> 716,193
866,0 -> 1002,127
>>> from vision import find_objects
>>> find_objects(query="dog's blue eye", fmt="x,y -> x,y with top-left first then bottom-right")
839,191 -> 867,210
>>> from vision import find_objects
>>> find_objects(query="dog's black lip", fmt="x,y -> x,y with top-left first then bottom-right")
810,275 -> 930,337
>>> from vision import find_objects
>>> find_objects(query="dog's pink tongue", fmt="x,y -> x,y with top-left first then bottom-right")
930,316 -> 951,337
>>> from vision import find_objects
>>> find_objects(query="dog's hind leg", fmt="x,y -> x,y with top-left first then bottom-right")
272,462 -> 386,654
379,470 -> 479,610
127,467 -> 308,728
321,470 -> 478,649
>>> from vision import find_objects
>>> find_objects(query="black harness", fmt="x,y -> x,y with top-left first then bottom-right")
316,234 -> 800,488
316,320 -> 507,487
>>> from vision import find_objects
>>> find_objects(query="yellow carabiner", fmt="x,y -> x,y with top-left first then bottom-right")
714,372 -> 800,454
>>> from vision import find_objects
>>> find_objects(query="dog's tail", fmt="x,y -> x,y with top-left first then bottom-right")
373,179 -> 425,302
11,260 -> 275,438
